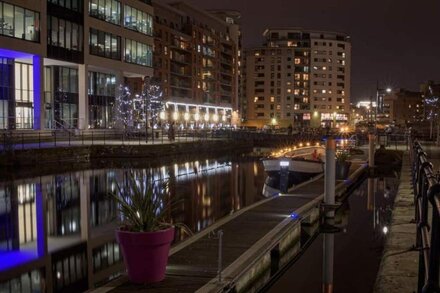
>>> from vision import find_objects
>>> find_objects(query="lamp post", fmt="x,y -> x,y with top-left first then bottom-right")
375,84 -> 392,139
376,84 -> 392,124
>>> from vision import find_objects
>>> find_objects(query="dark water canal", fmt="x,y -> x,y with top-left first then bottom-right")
266,176 -> 399,293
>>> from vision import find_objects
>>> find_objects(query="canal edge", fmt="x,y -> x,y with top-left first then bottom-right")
374,152 -> 418,293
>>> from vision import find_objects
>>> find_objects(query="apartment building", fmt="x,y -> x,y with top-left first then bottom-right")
245,28 -> 351,128
152,1 -> 240,128
382,89 -> 424,126
0,0 -> 154,131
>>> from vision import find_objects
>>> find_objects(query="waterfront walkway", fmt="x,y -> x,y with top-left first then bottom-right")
375,142 -> 440,292
374,151 -> 418,292
94,162 -> 367,293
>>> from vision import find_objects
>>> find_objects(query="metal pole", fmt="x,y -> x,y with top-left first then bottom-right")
369,133 -> 375,168
322,232 -> 335,293
325,136 -> 336,218
217,230 -> 223,283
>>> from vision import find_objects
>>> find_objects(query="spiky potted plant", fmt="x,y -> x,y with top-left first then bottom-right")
110,171 -> 186,284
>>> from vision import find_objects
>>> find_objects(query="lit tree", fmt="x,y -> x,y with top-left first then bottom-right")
114,85 -> 133,130
425,94 -> 440,143
141,77 -> 164,130
114,78 -> 164,136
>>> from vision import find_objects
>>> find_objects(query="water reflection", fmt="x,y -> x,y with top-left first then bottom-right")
268,175 -> 399,293
0,156 -> 265,292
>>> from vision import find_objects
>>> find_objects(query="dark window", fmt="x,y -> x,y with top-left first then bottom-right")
89,28 -> 121,60
49,0 -> 82,12
48,16 -> 83,51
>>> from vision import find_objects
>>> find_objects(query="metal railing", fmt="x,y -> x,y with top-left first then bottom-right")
0,128 -> 330,151
411,140 -> 440,292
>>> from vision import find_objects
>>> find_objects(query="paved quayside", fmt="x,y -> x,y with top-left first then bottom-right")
374,151 -> 418,292
374,142 -> 440,292
94,162 -> 367,293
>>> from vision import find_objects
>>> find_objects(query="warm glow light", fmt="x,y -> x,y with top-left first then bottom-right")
159,111 -> 166,120
386,88 -> 392,93
184,112 -> 190,121
271,118 -> 277,125
306,142 -> 310,146
299,143 -> 303,147
222,115 -> 226,122
213,114 -> 219,122
204,113 -> 210,122
172,112 -> 179,121
316,142 -> 320,146
194,113 -> 200,121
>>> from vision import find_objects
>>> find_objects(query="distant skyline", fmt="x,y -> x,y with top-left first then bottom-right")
165,0 -> 440,102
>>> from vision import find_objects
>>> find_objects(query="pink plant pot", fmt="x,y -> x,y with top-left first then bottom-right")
116,227 -> 175,283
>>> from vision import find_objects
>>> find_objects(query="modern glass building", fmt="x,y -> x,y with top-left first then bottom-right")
0,0 -> 154,131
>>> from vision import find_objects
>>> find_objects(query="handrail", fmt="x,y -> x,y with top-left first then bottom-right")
52,120 -> 76,135
410,139 -> 440,293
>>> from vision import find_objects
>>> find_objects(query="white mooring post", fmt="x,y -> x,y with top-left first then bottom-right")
325,136 -> 336,218
322,233 -> 335,293
369,133 -> 375,168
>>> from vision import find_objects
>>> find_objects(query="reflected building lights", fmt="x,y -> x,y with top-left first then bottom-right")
0,156 -> 264,290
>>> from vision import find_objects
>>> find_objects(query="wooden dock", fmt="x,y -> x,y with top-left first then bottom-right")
94,162 -> 368,293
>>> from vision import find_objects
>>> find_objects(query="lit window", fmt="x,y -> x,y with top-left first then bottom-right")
124,38 -> 153,66
270,96 -> 275,102
90,0 -> 121,25
124,5 -> 153,35
294,58 -> 301,64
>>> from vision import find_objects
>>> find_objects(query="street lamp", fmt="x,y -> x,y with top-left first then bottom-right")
376,84 -> 392,134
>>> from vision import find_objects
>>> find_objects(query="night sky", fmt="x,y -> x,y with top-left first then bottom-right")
165,0 -> 440,102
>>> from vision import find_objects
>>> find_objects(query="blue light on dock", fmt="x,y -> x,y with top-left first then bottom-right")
290,212 -> 300,220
